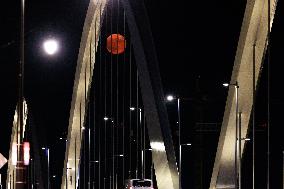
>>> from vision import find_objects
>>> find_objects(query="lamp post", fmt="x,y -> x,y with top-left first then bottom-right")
238,112 -> 242,189
113,155 -> 123,189
42,147 -> 50,189
130,107 -> 143,179
223,81 -> 239,188
166,95 -> 181,189
166,95 -> 193,189
90,160 -> 99,188
59,137 -> 68,189
143,148 -> 152,179
130,107 -> 140,178
179,143 -> 191,189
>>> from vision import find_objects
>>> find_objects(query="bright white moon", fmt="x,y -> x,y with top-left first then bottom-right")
43,39 -> 58,55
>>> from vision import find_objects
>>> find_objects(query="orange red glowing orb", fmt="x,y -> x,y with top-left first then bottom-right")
106,34 -> 126,55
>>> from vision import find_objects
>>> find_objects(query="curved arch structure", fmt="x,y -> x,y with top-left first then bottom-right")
60,0 -> 106,188
210,0 -> 277,188
61,0 -> 178,189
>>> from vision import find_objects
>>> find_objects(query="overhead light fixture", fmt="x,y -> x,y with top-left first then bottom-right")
166,95 -> 175,102
104,117 -> 109,121
130,107 -> 135,111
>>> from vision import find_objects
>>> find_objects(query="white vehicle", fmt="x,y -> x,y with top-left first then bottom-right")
125,179 -> 153,189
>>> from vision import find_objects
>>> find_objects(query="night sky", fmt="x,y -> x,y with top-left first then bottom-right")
0,0 -> 284,188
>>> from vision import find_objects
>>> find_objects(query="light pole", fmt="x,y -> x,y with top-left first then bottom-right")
130,107 -> 143,179
104,116 -> 115,189
223,81 -> 239,188
238,112 -> 242,189
113,155 -> 123,189
143,148 -> 152,179
90,160 -> 99,188
179,143 -> 191,189
42,147 -> 50,189
166,95 -> 181,189
59,137 -> 68,189
166,95 -> 192,189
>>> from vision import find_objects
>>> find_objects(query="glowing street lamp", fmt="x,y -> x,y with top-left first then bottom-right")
42,147 -> 50,189
130,107 -> 136,111
104,117 -> 109,121
166,94 -> 183,189
166,95 -> 174,102
179,143 -> 191,189
43,39 -> 59,55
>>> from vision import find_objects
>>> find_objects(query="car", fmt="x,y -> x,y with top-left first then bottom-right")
125,179 -> 153,189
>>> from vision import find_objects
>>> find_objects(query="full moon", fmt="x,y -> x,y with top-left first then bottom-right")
43,39 -> 59,55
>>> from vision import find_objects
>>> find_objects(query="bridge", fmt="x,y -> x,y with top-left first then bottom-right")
0,0 -> 283,189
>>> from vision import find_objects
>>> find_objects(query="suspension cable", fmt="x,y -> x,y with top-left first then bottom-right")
79,101 -> 82,189
99,4 -> 102,189
84,38 -> 87,189
116,0 -> 120,188
104,3 -> 108,188
110,0 -> 115,187
140,108 -> 143,179
136,69 -> 139,178
267,0 -> 271,188
143,110 -> 146,179
93,17 -> 97,189
88,31 -> 92,189
129,38 -> 132,178
122,8 -> 126,185
75,136 -> 77,189
19,0 -> 25,144
252,42 -> 256,189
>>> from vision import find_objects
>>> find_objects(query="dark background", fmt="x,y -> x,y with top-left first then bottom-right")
0,0 -> 283,188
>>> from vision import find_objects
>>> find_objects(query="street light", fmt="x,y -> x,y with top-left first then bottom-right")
42,147 -> 50,189
166,95 -> 175,102
112,155 -> 124,189
130,107 -> 136,111
142,148 -> 152,179
179,143 -> 191,189
223,81 -> 240,188
129,107 -> 143,179
104,117 -> 109,121
58,137 -> 68,189
104,117 -> 114,123
89,160 -> 99,188
166,94 -> 184,189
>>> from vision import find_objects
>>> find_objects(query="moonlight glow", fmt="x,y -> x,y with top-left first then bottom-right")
43,39 -> 59,55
